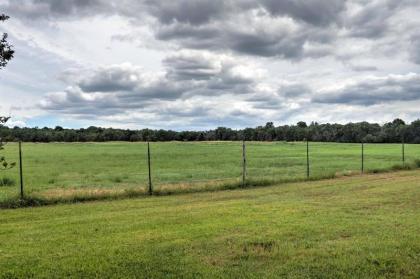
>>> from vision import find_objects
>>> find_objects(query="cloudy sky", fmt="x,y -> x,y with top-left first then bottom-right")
1,0 -> 420,130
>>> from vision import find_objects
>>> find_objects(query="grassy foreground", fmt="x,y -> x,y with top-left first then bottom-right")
0,141 -> 418,203
0,170 -> 419,278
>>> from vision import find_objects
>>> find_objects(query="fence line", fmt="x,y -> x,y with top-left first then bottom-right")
5,141 -> 416,199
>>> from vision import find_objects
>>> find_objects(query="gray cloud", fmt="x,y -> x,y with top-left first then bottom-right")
280,84 -> 312,98
0,0 -> 367,60
145,0 -> 347,27
163,52 -> 256,93
410,33 -> 420,64
2,0 -> 106,19
261,0 -> 346,27
144,0 -> 227,25
344,1 -> 394,38
78,65 -> 142,92
3,0 -> 420,60
2,0 -> 346,25
155,20 -> 335,59
163,53 -> 223,81
40,52 -> 261,116
350,65 -> 378,72
313,73 -> 420,105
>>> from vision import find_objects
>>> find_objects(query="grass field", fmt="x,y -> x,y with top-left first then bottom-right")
0,170 -> 419,278
0,141 -> 418,204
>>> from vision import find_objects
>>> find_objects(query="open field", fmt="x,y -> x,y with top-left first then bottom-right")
0,141 -> 419,203
0,170 -> 419,278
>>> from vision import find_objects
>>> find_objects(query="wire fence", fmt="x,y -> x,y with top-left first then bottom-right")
0,140 -> 417,202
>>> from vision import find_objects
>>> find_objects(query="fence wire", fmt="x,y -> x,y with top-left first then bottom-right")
0,141 -> 416,201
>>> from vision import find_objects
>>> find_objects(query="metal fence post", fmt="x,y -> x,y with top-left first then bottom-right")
242,140 -> 246,187
18,141 -> 24,199
306,139 -> 310,178
147,141 -> 152,195
402,137 -> 405,166
361,142 -> 364,174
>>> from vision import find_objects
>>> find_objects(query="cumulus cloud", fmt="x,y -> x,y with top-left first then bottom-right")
344,0 -> 394,38
2,0 -> 419,62
261,0 -> 346,27
152,4 -> 339,59
2,0 -> 346,25
2,0 -> 420,128
39,52 -> 268,121
1,0 -> 107,19
313,73 -> 420,105
78,64 -> 146,93
0,0 -> 398,59
145,0 -> 228,25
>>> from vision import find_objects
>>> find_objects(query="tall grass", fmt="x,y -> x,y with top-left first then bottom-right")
0,176 -> 15,187
1,160 -> 418,209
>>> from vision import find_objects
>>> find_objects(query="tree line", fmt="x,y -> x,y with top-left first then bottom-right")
1,119 -> 420,143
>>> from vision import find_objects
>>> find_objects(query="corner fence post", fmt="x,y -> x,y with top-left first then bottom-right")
147,141 -> 152,195
18,141 -> 24,199
361,142 -> 364,174
242,140 -> 246,187
306,139 -> 310,179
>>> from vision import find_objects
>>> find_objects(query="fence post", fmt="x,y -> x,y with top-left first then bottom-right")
402,137 -> 405,166
147,141 -> 152,195
306,139 -> 310,178
361,142 -> 364,174
242,140 -> 246,187
18,141 -> 24,199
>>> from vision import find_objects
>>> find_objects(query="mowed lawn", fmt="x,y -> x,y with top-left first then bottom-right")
0,170 -> 419,278
0,141 -> 418,201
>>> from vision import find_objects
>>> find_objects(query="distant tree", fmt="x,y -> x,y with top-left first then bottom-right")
392,118 -> 405,126
297,121 -> 307,128
265,122 -> 274,129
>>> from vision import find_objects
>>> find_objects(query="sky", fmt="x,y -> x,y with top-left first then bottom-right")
0,0 -> 420,130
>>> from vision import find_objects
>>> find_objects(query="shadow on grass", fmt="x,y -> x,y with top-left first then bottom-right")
1,160 -> 420,209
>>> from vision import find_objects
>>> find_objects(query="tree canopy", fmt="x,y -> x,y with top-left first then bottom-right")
0,119 -> 417,143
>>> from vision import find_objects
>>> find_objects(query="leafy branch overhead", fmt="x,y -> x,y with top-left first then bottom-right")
0,117 -> 15,171
0,13 -> 14,69
0,12 -> 15,170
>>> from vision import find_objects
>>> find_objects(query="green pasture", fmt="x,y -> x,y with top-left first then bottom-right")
0,141 -> 417,202
0,170 -> 419,278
